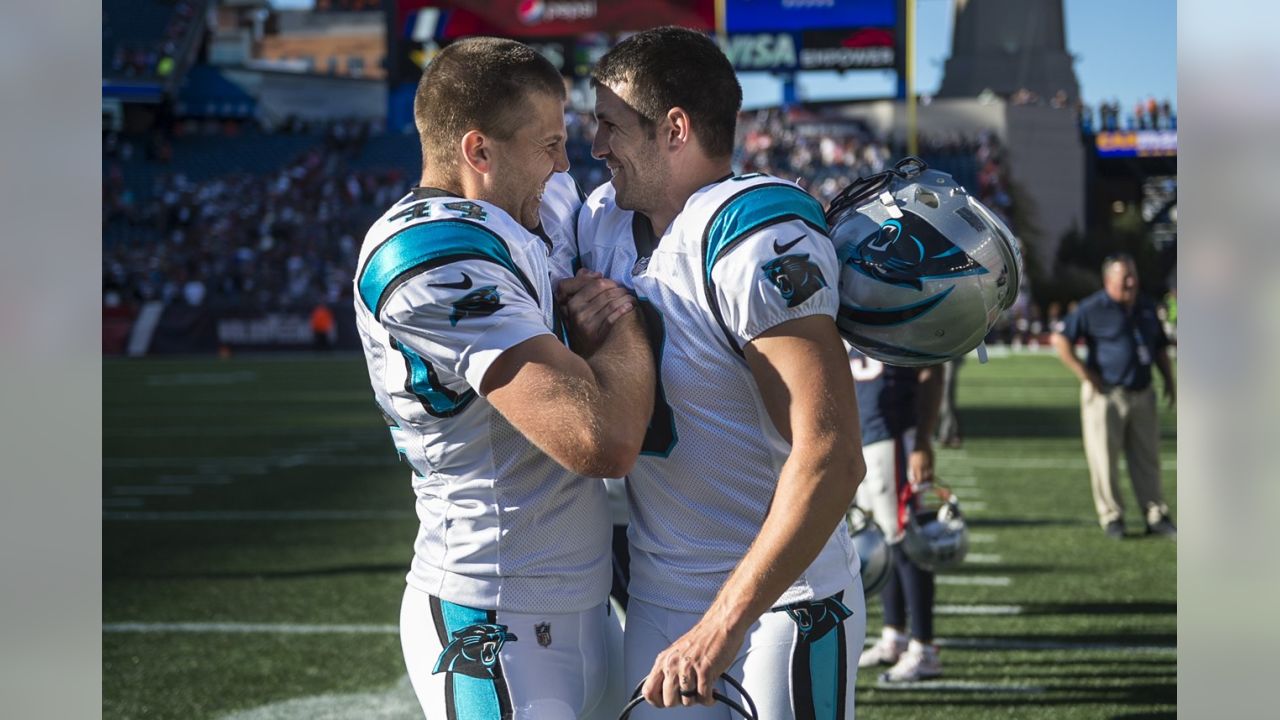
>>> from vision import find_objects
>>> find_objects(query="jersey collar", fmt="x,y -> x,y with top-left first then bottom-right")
410,186 -> 458,200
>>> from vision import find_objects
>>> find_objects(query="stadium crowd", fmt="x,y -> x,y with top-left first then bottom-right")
102,110 -> 1021,320
103,0 -> 203,80
1081,97 -> 1176,133
103,144 -> 404,313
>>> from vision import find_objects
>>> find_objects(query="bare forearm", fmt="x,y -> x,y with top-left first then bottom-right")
582,312 -> 656,462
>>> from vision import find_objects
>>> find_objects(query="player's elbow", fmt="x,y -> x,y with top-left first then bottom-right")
592,430 -> 643,477
564,429 -> 642,478
838,450 -> 866,507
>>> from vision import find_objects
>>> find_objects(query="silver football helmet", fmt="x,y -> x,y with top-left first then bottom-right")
826,157 -> 1024,366
901,484 -> 969,572
847,507 -> 891,596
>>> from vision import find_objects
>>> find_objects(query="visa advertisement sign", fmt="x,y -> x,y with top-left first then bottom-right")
723,0 -> 896,33
718,27 -> 895,71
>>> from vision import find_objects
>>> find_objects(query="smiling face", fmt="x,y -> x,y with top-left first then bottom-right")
484,90 -> 570,229
591,82 -> 668,216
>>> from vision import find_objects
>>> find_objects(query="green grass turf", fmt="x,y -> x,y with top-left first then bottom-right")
103,352 -> 1175,719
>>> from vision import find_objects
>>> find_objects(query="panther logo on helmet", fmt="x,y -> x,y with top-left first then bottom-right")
845,214 -> 986,291
826,157 -> 1024,367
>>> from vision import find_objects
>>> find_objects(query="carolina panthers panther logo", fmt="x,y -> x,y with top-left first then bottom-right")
761,253 -> 828,308
432,623 -> 518,679
843,212 -> 986,290
449,286 -> 502,327
776,596 -> 853,642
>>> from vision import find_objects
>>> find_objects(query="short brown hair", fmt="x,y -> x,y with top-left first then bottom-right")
591,27 -> 742,159
414,37 -> 565,177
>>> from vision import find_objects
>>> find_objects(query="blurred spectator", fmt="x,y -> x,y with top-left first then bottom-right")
1085,98 -> 1176,133
311,303 -> 335,350
935,358 -> 964,449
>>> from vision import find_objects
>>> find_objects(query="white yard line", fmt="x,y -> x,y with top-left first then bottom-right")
964,553 -> 1003,564
935,604 -> 1023,616
936,637 -> 1175,653
935,575 -> 1012,587
103,510 -> 415,522
105,622 -> 399,634
873,679 -> 1046,693
945,457 -> 1176,471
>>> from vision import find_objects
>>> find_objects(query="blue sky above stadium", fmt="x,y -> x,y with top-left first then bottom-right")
267,0 -> 1175,110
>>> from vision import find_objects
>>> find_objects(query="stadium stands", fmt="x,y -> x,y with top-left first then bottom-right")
103,0 -> 208,82
101,109 -> 1019,340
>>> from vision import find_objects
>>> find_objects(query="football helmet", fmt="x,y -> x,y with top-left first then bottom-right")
847,506 -> 891,596
825,157 -> 1024,366
901,484 -> 969,572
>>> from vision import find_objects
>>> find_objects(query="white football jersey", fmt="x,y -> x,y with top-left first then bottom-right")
537,171 -> 586,283
354,187 -> 610,614
577,174 -> 859,613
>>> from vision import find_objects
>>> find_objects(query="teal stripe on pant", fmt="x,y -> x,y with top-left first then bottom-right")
809,628 -> 840,720
437,600 -> 509,720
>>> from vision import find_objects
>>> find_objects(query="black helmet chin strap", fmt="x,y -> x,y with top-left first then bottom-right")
824,156 -> 930,225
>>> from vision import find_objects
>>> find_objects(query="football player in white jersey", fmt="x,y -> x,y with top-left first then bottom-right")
572,28 -> 867,718
536,171 -> 587,283
353,38 -> 653,719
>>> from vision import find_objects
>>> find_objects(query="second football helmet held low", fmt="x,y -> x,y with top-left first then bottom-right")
901,484 -> 970,572
847,506 -> 891,596
825,157 -> 1024,366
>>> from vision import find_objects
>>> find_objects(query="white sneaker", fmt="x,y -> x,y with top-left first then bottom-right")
879,643 -> 942,682
858,635 -> 907,668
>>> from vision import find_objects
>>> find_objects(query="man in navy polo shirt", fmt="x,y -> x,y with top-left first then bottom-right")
1051,254 -> 1176,539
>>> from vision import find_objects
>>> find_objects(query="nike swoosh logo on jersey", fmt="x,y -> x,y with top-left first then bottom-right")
430,274 -> 473,290
773,234 -> 805,254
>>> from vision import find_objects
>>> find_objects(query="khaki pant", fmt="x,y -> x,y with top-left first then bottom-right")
1080,384 -> 1169,526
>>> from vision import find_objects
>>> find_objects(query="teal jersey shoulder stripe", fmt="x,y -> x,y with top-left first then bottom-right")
703,183 -> 828,283
358,219 -> 532,315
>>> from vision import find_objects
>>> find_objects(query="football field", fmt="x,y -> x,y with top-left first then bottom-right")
103,352 -> 1176,719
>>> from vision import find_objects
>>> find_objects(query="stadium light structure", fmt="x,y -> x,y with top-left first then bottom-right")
905,0 -> 917,157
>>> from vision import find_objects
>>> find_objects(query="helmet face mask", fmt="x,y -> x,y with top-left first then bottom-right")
847,506 -> 891,596
826,158 -> 1024,367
